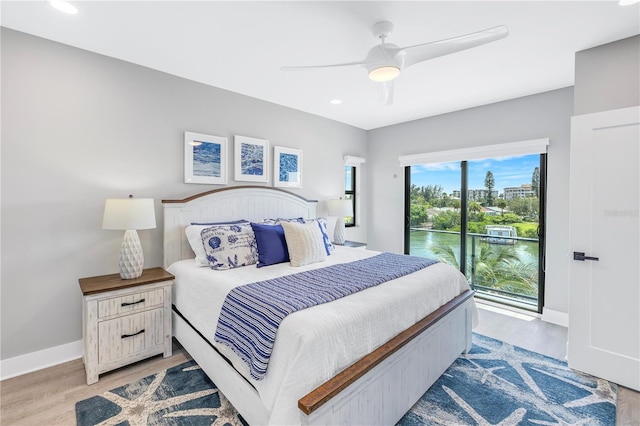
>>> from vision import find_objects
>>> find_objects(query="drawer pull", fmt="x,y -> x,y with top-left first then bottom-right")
121,329 -> 145,339
121,298 -> 145,307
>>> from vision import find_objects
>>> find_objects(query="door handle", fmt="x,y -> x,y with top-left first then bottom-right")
573,251 -> 599,261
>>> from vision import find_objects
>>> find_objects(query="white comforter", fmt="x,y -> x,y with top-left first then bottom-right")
169,247 -> 474,425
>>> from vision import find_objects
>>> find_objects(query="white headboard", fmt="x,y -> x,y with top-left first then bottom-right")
161,185 -> 318,268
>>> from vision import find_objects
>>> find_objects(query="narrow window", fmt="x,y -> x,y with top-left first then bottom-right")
344,165 -> 356,227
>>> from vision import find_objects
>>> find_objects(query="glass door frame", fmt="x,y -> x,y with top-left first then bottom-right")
404,154 -> 547,314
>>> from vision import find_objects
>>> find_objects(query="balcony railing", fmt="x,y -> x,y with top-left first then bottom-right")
410,228 -> 540,311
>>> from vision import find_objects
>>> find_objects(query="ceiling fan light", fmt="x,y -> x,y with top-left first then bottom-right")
368,66 -> 400,82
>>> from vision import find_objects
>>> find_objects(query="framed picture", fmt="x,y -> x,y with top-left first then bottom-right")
184,132 -> 228,185
273,146 -> 302,188
234,135 -> 269,182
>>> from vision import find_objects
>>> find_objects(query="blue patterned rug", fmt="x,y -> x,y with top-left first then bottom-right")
75,334 -> 617,425
398,333 -> 617,425
75,360 -> 247,426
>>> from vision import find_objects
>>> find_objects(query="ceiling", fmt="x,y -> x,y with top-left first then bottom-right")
2,1 -> 639,130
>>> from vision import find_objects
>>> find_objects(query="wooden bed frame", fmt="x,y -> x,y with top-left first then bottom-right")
162,185 -> 473,425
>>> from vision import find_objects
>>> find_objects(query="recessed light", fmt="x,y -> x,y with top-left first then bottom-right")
48,0 -> 78,14
330,99 -> 342,105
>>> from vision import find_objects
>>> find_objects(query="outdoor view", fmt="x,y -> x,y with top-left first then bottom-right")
409,154 -> 542,310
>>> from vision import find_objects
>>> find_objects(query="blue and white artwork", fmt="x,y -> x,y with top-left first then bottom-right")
279,153 -> 298,182
241,143 -> 264,175
184,132 -> 227,185
193,142 -> 221,177
234,135 -> 269,182
274,146 -> 302,188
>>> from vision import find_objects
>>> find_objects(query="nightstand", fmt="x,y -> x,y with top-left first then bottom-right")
79,267 -> 174,385
343,240 -> 367,249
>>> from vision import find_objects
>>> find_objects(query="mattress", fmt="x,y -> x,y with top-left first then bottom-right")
169,246 -> 474,425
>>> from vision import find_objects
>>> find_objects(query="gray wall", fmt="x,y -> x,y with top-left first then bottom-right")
574,35 -> 640,115
1,28 -> 367,360
366,88 -> 574,316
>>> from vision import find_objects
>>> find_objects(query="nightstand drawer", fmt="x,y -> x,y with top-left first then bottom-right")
98,308 -> 164,364
98,288 -> 164,318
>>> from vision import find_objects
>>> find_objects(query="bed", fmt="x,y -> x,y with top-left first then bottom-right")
162,185 -> 475,425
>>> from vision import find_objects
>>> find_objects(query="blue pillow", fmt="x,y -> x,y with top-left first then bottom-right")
250,222 -> 290,268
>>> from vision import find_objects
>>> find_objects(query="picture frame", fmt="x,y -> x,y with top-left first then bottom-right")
234,135 -> 269,183
273,146 -> 302,188
184,132 -> 228,185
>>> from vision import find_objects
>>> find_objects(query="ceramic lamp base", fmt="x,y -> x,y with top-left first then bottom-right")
333,217 -> 346,245
119,229 -> 144,279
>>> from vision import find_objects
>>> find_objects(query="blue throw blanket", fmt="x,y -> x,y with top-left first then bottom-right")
214,252 -> 439,380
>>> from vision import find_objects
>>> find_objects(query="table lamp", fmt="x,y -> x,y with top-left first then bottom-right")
102,196 -> 156,279
328,199 -> 354,245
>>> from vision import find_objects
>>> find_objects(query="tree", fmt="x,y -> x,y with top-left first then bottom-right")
496,199 -> 507,215
531,167 -> 540,197
430,242 -> 537,297
410,204 -> 429,227
508,196 -> 539,219
420,184 -> 444,204
468,201 -> 482,222
450,199 -> 461,211
484,171 -> 495,206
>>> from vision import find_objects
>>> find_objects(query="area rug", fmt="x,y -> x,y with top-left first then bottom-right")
76,334 -> 617,425
75,360 -> 247,426
397,333 -> 617,425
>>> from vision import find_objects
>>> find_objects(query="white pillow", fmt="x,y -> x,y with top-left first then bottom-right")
185,220 -> 247,267
306,218 -> 334,253
201,223 -> 258,270
281,221 -> 328,267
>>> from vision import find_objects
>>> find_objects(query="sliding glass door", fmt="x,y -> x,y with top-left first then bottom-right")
406,154 -> 546,312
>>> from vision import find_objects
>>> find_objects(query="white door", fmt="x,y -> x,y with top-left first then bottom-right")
568,106 -> 640,391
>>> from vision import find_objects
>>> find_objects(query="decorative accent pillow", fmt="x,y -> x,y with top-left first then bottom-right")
185,220 -> 248,267
201,223 -> 258,270
250,222 -> 290,268
262,217 -> 306,225
281,221 -> 328,267
309,217 -> 335,254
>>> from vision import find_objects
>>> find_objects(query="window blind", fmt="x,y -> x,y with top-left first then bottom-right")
398,138 -> 549,167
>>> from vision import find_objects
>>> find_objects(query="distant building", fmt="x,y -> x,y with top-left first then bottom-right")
504,184 -> 535,200
467,189 -> 499,201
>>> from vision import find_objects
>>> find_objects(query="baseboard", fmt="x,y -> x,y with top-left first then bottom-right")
542,308 -> 569,327
0,340 -> 83,381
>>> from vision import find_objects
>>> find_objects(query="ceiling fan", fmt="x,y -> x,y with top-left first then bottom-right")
281,21 -> 508,105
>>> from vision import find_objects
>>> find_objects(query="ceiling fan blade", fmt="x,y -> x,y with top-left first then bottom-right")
401,25 -> 508,68
377,80 -> 395,106
281,60 -> 368,71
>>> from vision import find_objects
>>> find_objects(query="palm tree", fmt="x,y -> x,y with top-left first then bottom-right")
431,241 -> 537,298
472,244 -> 537,296
496,198 -> 507,215
468,201 -> 482,221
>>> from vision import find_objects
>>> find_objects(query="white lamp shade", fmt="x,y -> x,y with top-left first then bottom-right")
328,199 -> 353,245
102,198 -> 156,230
328,199 -> 354,217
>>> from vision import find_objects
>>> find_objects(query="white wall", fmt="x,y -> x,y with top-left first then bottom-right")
0,28 -> 367,361
574,35 -> 640,116
366,88 -> 574,317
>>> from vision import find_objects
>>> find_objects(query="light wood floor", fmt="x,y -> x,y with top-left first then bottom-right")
1,302 -> 638,425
